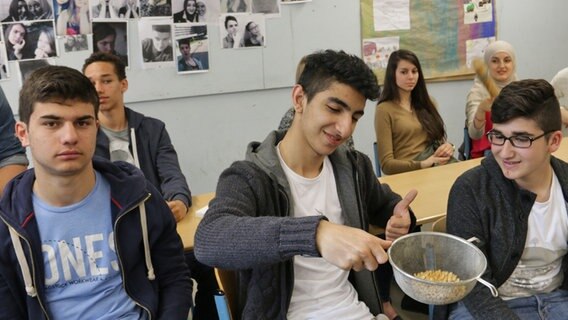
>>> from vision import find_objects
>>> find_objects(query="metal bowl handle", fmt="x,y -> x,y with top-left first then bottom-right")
468,237 -> 498,297
467,237 -> 485,248
476,277 -> 499,297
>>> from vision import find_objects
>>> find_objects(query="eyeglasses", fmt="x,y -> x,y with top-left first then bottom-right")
486,130 -> 554,148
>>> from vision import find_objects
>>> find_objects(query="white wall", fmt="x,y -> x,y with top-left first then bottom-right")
10,0 -> 568,195
133,0 -> 568,194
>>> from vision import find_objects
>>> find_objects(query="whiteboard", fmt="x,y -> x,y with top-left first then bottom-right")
1,0 -> 361,111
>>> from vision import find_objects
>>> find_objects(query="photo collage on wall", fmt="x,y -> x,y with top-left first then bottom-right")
0,0 -> 309,80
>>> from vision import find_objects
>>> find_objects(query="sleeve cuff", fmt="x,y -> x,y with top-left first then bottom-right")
279,215 -> 328,258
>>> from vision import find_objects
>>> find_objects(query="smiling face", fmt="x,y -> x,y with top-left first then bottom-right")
293,81 -> 366,157
395,59 -> 418,93
16,100 -> 98,178
491,117 -> 561,189
196,1 -> 205,15
185,0 -> 196,14
488,51 -> 514,83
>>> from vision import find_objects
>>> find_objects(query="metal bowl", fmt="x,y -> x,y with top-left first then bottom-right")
388,232 -> 497,305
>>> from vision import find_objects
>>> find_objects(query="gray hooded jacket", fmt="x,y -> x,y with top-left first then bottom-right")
195,130 -> 416,319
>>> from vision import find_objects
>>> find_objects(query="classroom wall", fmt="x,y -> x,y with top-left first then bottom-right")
128,0 -> 568,195
9,0 -> 568,195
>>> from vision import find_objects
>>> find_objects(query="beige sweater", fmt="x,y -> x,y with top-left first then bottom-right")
374,101 -> 429,174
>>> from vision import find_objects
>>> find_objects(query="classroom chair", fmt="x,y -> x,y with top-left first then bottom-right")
458,127 -> 472,161
373,142 -> 382,177
214,268 -> 237,320
431,216 -> 447,233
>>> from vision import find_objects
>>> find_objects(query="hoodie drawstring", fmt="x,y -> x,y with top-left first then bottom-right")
130,128 -> 155,281
9,226 -> 37,297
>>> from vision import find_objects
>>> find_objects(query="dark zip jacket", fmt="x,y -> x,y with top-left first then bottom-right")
0,157 -> 192,319
434,154 -> 568,319
96,107 -> 191,208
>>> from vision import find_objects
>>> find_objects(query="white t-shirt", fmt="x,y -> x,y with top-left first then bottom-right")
277,144 -> 375,320
499,172 -> 568,299
100,126 -> 135,165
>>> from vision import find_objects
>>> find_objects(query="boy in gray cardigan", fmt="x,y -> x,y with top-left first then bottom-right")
441,79 -> 568,320
195,49 -> 417,319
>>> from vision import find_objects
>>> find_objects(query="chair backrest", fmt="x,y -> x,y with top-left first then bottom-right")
462,126 -> 472,160
431,216 -> 447,233
214,268 -> 238,320
373,142 -> 382,177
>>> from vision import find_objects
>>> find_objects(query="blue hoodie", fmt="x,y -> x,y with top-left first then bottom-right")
0,157 -> 192,319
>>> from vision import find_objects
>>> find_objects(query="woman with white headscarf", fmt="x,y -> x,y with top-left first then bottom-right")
550,67 -> 568,127
466,40 -> 517,158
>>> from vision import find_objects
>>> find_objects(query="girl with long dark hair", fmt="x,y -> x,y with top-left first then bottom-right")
375,49 -> 455,175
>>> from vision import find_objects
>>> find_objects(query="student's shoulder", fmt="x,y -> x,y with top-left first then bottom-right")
127,108 -> 166,128
376,100 -> 398,112
139,114 -> 165,126
452,161 -> 494,194
552,156 -> 568,180
217,160 -> 277,191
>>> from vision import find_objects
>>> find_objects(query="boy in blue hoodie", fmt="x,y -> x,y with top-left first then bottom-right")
0,65 -> 191,319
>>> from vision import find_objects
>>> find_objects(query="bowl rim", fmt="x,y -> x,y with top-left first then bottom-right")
388,231 -> 487,285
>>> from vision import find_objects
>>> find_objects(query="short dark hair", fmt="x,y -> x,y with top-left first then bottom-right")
492,79 -> 561,133
224,15 -> 237,29
177,38 -> 190,47
19,66 -> 99,125
93,23 -> 116,45
298,49 -> 380,102
82,51 -> 127,80
294,55 -> 308,83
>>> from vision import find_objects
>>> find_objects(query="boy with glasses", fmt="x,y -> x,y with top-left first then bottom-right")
438,79 -> 568,319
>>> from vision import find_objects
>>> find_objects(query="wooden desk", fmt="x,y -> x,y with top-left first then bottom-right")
176,192 -> 215,251
177,141 -> 568,249
379,158 -> 482,225
379,139 -> 568,225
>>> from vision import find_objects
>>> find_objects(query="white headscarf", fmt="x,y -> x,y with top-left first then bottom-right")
466,40 -> 518,139
482,40 -> 517,88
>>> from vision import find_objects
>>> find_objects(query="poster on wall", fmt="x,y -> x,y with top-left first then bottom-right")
360,0 -> 497,83
92,21 -> 129,66
174,23 -> 209,74
138,19 -> 174,68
